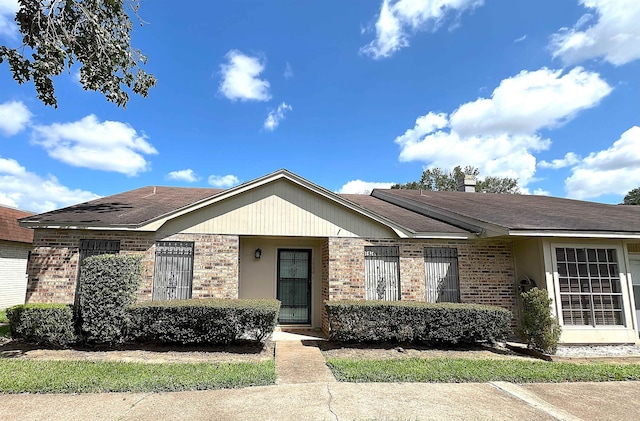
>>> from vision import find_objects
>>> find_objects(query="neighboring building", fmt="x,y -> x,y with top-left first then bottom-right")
18,170 -> 640,344
0,205 -> 34,309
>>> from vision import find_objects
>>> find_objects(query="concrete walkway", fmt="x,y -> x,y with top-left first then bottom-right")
273,330 -> 336,384
3,333 -> 640,420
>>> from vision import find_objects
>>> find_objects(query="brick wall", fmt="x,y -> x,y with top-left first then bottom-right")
26,229 -> 239,304
323,237 -> 517,317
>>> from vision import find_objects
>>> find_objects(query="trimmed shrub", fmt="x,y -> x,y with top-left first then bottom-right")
127,299 -> 280,345
6,304 -> 76,347
326,300 -> 512,344
77,254 -> 142,345
518,288 -> 561,354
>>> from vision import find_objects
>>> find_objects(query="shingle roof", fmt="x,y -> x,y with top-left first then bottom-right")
340,194 -> 468,233
0,205 -> 34,243
373,189 -> 640,233
20,186 -> 224,227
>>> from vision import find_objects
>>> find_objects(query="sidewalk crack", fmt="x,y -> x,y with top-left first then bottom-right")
326,384 -> 339,421
117,392 -> 152,420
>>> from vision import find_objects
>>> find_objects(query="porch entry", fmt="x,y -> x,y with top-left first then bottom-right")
277,249 -> 311,324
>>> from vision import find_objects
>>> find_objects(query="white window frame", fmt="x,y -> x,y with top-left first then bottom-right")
551,243 -> 629,328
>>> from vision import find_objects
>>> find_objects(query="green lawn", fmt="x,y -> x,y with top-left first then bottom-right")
0,310 -> 7,323
0,359 -> 275,394
327,357 -> 640,383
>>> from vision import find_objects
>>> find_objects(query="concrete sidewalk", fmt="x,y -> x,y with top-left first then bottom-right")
2,336 -> 640,420
2,381 -> 640,420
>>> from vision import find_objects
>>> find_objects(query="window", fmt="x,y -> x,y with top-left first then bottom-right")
424,247 -> 460,303
364,246 -> 400,300
152,241 -> 194,300
79,239 -> 120,263
555,247 -> 624,326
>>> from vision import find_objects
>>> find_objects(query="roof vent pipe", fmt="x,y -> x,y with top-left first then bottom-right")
456,175 -> 476,193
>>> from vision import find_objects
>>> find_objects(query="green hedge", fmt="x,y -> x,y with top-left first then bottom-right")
326,300 -> 512,344
77,254 -> 142,345
127,299 -> 280,344
6,304 -> 76,347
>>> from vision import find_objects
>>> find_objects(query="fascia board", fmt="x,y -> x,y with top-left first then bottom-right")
508,230 -> 640,239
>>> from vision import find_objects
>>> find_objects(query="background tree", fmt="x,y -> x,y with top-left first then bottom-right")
623,187 -> 640,205
0,0 -> 156,107
392,165 -> 521,194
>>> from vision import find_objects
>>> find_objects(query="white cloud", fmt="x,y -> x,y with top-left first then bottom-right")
0,156 -> 99,212
564,126 -> 640,199
395,67 -> 612,187
208,174 -> 240,188
0,100 -> 32,136
264,102 -> 293,131
338,180 -> 395,194
532,188 -> 551,196
284,62 -> 293,79
31,115 -> 157,176
449,67 -> 611,137
218,50 -> 271,102
550,0 -> 640,66
0,0 -> 18,38
361,0 -> 483,59
514,35 -> 527,43
167,169 -> 198,183
538,152 -> 581,169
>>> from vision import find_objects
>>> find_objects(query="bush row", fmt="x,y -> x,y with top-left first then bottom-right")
326,300 -> 512,344
6,304 -> 76,347
8,299 -> 280,347
128,299 -> 280,344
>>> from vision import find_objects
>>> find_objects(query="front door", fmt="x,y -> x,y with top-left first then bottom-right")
277,249 -> 311,324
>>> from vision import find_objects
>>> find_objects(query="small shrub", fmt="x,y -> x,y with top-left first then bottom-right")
326,300 -> 512,344
6,304 -> 76,347
517,287 -> 562,354
76,254 -> 142,345
128,299 -> 280,344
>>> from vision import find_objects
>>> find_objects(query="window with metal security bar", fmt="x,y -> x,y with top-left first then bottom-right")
79,239 -> 121,263
364,246 -> 400,300
555,247 -> 624,327
152,241 -> 194,301
424,247 -> 460,303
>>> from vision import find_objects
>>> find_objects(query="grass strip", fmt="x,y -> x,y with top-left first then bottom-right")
327,357 -> 640,383
0,359 -> 275,394
0,310 -> 7,323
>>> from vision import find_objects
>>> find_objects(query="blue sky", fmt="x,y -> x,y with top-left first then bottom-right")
1,0 -> 639,212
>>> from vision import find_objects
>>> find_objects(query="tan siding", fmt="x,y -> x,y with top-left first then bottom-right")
158,179 -> 397,238
0,240 -> 31,309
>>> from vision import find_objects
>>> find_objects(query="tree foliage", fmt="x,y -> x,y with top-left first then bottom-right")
0,0 -> 156,107
392,165 -> 521,194
623,187 -> 640,205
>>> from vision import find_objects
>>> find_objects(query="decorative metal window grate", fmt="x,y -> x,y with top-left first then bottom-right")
79,239 -> 121,263
424,247 -> 460,303
555,247 -> 624,326
364,246 -> 400,300
152,241 -> 194,301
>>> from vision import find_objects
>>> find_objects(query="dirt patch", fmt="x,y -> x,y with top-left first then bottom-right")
318,341 -> 537,361
0,338 -> 274,364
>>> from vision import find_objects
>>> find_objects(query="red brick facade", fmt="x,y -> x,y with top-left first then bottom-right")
320,237 -> 517,333
27,230 -> 516,334
26,230 -> 239,304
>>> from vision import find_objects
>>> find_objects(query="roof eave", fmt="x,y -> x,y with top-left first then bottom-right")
508,230 -> 640,239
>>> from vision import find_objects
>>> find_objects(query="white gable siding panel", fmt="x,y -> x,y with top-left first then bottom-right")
159,179 -> 397,238
0,240 -> 30,309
